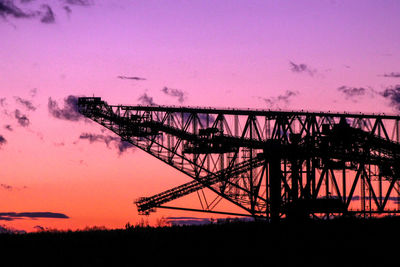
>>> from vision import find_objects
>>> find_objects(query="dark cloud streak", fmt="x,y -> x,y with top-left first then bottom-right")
0,212 -> 69,221
161,87 -> 186,103
15,96 -> 36,111
0,0 -> 33,19
289,61 -> 316,76
0,135 -> 6,147
48,95 -> 83,121
117,75 -> 146,81
40,4 -> 55,23
381,85 -> 400,111
166,217 -> 211,226
63,5 -> 71,16
79,132 -> 134,155
0,183 -> 13,191
382,72 -> 400,78
63,0 -> 93,6
138,93 -> 156,106
14,109 -> 30,127
4,124 -> 12,131
0,97 -> 6,107
337,86 -> 367,98
261,90 -> 298,108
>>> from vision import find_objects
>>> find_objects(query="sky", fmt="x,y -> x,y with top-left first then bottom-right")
1,0 -> 400,232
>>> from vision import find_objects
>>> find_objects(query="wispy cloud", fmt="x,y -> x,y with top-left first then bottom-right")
0,212 -> 69,221
1,0 -> 93,24
161,87 -> 186,103
79,132 -> 134,155
381,85 -> 400,111
0,0 -> 34,19
382,72 -> 400,78
4,124 -> 12,131
337,85 -> 377,103
14,109 -> 30,127
117,75 -> 146,81
289,61 -> 316,76
0,183 -> 14,191
0,135 -> 6,147
29,88 -> 37,98
138,93 -> 156,106
40,4 -> 55,23
165,216 -> 211,226
14,96 -> 36,111
260,90 -> 298,108
0,183 -> 27,191
48,95 -> 83,121
63,0 -> 93,6
63,5 -> 71,16
0,97 -> 6,107
337,86 -> 366,98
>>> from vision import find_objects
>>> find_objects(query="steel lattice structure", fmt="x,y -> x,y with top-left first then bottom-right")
78,97 -> 400,220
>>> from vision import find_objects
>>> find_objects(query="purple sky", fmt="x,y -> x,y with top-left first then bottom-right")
1,0 -> 400,231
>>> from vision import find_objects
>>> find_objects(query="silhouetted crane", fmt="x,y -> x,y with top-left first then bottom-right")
78,97 -> 400,220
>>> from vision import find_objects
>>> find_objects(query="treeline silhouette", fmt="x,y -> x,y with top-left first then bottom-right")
0,216 -> 399,266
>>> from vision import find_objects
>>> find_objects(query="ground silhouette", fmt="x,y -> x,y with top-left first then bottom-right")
0,216 -> 399,266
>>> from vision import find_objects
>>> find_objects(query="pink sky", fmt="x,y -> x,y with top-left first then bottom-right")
1,0 -> 400,232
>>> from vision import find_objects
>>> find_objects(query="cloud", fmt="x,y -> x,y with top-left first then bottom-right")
289,61 -> 316,76
0,183 -> 26,191
382,72 -> 400,78
63,5 -> 71,16
0,212 -> 69,221
381,85 -> 400,111
1,0 -> 93,24
0,184 -> 13,191
40,4 -> 55,23
79,132 -> 134,155
261,90 -> 298,108
14,96 -> 36,111
116,140 -> 134,154
4,124 -> 12,131
29,88 -> 37,98
79,132 -> 119,146
53,141 -> 65,147
117,75 -> 146,81
14,109 -> 30,127
161,87 -> 186,103
0,0 -> 34,19
337,86 -> 367,98
0,135 -> 6,147
138,93 -> 156,106
48,95 -> 83,121
165,216 -> 211,226
20,0 -> 35,4
0,97 -> 6,107
63,0 -> 93,6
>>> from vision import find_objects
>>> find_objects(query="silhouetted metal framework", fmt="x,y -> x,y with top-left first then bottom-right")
78,97 -> 400,220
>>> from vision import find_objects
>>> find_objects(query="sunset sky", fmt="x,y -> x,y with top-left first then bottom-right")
1,0 -> 400,232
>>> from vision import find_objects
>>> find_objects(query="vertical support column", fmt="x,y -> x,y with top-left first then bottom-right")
290,157 -> 299,202
342,166 -> 346,204
268,143 -> 282,223
361,170 -> 366,217
325,166 -> 330,219
167,114 -> 171,160
249,116 -> 255,214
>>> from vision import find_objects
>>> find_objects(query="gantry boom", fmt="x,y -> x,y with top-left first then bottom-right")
78,97 -> 400,219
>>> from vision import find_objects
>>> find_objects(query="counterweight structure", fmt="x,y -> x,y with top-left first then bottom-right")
78,97 -> 400,220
